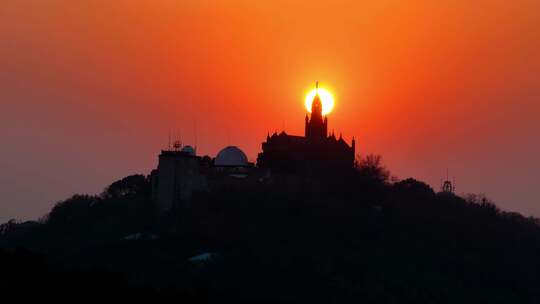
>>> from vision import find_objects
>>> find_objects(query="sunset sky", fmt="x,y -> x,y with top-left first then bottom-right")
1,0 -> 539,222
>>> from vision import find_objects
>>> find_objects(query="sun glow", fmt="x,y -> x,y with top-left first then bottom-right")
305,88 -> 334,115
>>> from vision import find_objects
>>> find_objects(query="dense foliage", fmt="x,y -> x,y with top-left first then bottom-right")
2,159 -> 540,303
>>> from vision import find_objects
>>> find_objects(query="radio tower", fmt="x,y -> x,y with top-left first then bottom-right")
441,169 -> 455,194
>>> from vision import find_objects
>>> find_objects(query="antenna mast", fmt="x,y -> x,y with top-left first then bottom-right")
194,118 -> 198,154
168,129 -> 171,150
441,169 -> 455,194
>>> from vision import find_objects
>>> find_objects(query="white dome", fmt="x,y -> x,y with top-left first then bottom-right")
215,146 -> 248,167
181,145 -> 196,156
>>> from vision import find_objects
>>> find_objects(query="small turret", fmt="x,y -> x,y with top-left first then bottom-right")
305,114 -> 309,137
323,116 -> 328,137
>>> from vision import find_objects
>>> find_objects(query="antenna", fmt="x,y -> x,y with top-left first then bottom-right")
168,129 -> 171,150
172,128 -> 182,151
193,118 -> 198,154
178,128 -> 183,146
441,169 -> 455,194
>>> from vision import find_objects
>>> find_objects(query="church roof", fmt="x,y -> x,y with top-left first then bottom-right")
269,132 -> 307,144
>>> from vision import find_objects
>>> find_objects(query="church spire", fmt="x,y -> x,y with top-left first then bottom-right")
311,81 -> 323,119
306,81 -> 325,140
311,94 -> 323,117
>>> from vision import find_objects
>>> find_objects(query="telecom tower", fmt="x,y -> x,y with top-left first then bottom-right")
441,170 -> 455,194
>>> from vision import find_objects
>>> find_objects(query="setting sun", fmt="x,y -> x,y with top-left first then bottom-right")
305,88 -> 334,115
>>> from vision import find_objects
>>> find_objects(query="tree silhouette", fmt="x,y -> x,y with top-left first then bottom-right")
355,154 -> 390,184
3,164 -> 540,303
101,174 -> 150,199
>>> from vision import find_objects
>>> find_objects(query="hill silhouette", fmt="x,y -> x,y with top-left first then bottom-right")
2,155 -> 540,303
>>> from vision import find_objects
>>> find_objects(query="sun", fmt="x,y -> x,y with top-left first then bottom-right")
305,88 -> 334,115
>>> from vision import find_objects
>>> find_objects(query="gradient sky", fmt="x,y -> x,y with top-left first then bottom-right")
1,0 -> 539,222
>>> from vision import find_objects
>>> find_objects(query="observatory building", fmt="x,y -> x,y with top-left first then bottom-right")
213,145 -> 254,178
257,90 -> 355,174
214,146 -> 250,171
151,142 -> 208,212
214,146 -> 249,168
151,142 -> 254,212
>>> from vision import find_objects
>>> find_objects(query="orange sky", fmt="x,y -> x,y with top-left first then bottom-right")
1,0 -> 539,221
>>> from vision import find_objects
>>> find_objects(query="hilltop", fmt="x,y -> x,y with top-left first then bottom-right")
1,156 -> 540,303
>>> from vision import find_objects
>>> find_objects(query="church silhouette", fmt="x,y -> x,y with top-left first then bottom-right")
257,86 -> 355,174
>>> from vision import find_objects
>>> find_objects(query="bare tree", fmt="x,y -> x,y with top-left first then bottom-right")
356,154 -> 391,184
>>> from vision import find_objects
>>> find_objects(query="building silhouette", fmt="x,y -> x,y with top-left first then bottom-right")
151,86 -> 356,211
151,143 -> 256,212
151,143 -> 208,212
257,89 -> 355,174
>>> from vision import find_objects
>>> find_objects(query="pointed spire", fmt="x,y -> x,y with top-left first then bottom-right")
307,81 -> 325,140
311,94 -> 323,117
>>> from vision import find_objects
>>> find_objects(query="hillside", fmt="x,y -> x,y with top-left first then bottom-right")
2,162 -> 540,303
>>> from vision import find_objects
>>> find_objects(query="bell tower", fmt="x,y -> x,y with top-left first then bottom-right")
305,82 -> 327,140
258,81 -> 356,172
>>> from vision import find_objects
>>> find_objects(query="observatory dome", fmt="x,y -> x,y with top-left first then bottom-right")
181,145 -> 196,156
215,146 -> 248,167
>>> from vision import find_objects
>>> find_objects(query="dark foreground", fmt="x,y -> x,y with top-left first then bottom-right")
2,170 -> 540,303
